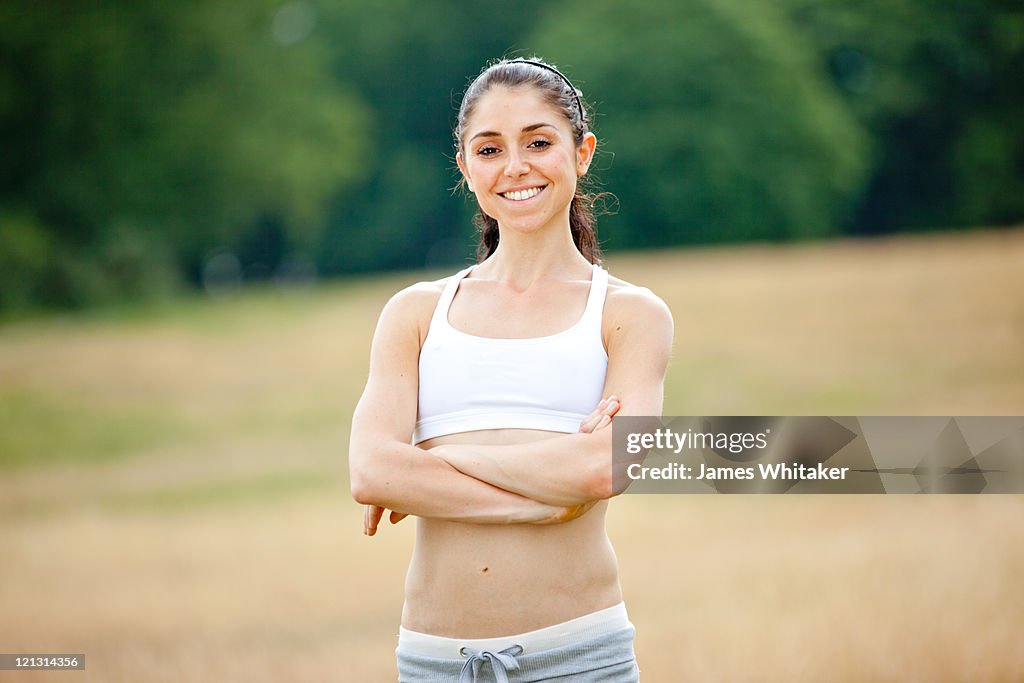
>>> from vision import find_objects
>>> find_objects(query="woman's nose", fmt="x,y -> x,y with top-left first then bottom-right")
503,150 -> 529,178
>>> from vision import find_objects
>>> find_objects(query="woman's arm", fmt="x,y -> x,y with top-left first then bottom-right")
363,397 -> 621,534
349,283 -> 583,530
433,285 -> 674,506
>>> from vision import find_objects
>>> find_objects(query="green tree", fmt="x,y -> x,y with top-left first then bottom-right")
529,0 -> 871,247
0,0 -> 369,308
781,0 -> 1024,232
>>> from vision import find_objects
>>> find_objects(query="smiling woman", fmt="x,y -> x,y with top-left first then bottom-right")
348,57 -> 673,682
455,59 -> 603,265
457,92 -> 594,243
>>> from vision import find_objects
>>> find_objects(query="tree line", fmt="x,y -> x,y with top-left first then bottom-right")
1,0 -> 1020,309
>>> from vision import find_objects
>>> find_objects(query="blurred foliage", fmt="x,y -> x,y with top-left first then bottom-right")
531,0 -> 871,245
780,0 -> 1024,233
0,0 -> 367,308
0,0 -> 1021,310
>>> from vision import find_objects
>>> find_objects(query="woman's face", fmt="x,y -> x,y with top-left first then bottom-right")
457,85 -> 596,238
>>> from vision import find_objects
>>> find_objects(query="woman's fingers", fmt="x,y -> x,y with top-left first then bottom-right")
365,506 -> 407,534
579,396 -> 620,433
389,510 -> 408,525
588,399 -> 620,431
598,396 -> 620,421
364,504 -> 385,536
579,398 -> 609,432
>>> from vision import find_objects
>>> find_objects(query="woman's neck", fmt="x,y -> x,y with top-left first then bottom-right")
480,221 -> 592,287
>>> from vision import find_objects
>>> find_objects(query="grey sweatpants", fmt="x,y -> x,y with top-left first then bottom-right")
396,625 -> 639,682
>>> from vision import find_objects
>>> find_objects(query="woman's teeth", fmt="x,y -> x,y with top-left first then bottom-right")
502,186 -> 544,201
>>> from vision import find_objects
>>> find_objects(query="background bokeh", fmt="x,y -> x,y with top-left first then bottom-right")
1,0 -> 1022,310
1,2 -> 1023,682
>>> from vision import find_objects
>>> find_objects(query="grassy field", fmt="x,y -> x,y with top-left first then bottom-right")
1,229 -> 1022,682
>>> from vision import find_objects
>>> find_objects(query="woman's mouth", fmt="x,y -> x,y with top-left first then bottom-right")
499,185 -> 547,202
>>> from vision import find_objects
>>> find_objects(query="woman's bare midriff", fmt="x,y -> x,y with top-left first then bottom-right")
402,428 -> 623,638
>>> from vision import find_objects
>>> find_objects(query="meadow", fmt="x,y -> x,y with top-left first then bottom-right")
1,228 -> 1022,682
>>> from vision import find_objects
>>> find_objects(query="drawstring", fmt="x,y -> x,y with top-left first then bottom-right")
458,644 -> 524,683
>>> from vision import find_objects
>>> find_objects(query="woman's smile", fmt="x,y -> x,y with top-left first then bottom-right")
499,185 -> 547,202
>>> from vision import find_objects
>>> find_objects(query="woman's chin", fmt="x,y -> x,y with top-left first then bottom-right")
496,215 -> 559,236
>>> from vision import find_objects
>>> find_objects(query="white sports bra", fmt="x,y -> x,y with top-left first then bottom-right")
413,263 -> 610,444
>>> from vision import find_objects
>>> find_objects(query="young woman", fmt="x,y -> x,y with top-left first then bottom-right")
349,57 -> 673,682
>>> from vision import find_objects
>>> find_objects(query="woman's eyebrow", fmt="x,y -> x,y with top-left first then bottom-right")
469,122 -> 557,143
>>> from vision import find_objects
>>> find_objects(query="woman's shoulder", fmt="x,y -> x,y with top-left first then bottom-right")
377,269 -> 469,337
604,272 -> 673,329
600,272 -> 674,360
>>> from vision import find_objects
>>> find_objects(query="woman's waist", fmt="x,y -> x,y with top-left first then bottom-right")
401,582 -> 624,639
403,518 -> 621,635
398,602 -> 632,657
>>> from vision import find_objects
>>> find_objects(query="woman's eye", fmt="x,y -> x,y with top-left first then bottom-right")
529,140 -> 551,149
476,146 -> 499,157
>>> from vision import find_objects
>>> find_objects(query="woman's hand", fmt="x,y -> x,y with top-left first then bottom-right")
529,395 -> 621,525
578,395 -> 620,434
364,504 -> 407,536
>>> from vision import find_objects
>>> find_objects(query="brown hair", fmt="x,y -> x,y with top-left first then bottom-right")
455,57 -> 603,264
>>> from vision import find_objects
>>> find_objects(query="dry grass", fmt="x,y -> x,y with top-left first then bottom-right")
613,228 -> 1024,415
612,495 -> 1024,682
0,229 -> 1022,682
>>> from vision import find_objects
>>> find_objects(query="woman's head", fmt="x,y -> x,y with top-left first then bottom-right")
455,58 -> 602,264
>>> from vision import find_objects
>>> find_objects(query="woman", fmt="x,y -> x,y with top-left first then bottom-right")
349,57 -> 673,682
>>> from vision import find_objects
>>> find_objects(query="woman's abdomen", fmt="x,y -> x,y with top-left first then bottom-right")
402,501 -> 622,637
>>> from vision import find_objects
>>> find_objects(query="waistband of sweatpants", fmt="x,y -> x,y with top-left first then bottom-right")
397,602 -> 631,658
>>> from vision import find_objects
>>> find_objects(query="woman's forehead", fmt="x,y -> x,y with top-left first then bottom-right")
465,85 -> 569,134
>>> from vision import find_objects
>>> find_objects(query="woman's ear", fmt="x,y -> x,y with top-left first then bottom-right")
456,151 -> 473,192
577,132 -> 597,176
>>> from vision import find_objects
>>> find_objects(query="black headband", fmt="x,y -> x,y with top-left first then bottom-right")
507,59 -> 585,122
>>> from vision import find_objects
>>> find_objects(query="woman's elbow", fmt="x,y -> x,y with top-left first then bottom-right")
347,443 -> 381,504
584,463 -> 636,500
581,431 -> 617,500
349,471 -> 374,505
348,430 -> 417,505
583,466 -> 615,501
348,460 -> 374,504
